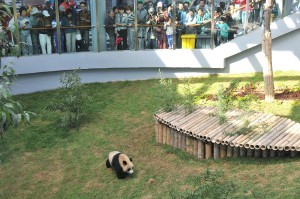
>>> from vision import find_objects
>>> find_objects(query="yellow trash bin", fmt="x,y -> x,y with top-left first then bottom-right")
181,34 -> 196,49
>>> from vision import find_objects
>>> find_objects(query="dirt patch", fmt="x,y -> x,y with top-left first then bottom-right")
206,88 -> 300,101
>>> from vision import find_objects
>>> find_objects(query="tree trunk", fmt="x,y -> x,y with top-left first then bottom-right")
262,2 -> 275,102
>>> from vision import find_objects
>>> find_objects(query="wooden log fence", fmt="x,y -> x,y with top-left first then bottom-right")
154,106 -> 300,159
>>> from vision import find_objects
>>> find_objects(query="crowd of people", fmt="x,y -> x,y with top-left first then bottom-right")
0,0 -> 299,56
0,0 -> 91,56
106,0 -> 300,50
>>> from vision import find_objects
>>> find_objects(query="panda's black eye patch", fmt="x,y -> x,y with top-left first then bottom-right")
128,168 -> 131,171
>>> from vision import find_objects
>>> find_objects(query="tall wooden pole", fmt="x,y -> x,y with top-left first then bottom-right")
172,0 -> 176,50
55,0 -> 62,54
12,0 -> 21,57
210,0 -> 215,49
262,0 -> 275,102
134,0 -> 138,50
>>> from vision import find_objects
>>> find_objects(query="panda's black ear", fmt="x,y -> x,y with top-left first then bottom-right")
130,158 -> 133,162
123,160 -> 127,165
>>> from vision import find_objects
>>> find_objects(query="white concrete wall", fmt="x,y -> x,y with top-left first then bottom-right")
2,13 -> 300,95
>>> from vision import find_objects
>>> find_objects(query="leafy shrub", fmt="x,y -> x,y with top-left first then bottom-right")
215,80 -> 239,124
153,69 -> 179,112
46,69 -> 87,129
182,79 -> 197,115
0,65 -> 35,138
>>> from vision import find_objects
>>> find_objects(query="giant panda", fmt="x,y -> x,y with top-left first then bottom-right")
106,151 -> 134,179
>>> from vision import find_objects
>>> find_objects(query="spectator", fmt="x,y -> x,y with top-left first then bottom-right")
78,1 -> 91,51
62,8 -> 77,52
105,9 -> 116,51
126,6 -> 135,50
29,7 -> 41,55
164,18 -> 174,49
45,1 -> 55,20
18,6 -> 33,56
137,1 -> 147,49
60,0 -> 69,11
38,10 -> 52,54
115,7 -> 128,50
146,7 -> 158,49
176,1 -> 187,48
156,3 -> 167,49
215,16 -> 229,44
185,8 -> 197,34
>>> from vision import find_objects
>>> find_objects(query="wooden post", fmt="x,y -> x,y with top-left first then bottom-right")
12,0 -> 21,57
186,136 -> 191,153
172,0 -> 176,50
158,123 -> 163,143
182,134 -> 186,151
227,146 -> 233,157
155,121 -> 159,143
55,0 -> 62,54
210,0 -> 215,49
247,149 -> 254,157
214,144 -> 220,159
163,125 -> 167,144
270,150 -> 276,157
262,0 -> 275,102
254,149 -> 262,158
262,149 -> 269,158
205,142 -> 212,159
278,150 -> 285,157
193,139 -> 198,157
167,127 -> 171,145
290,151 -> 297,158
220,145 -> 227,158
198,140 -> 205,159
134,0 -> 138,50
174,131 -> 178,148
233,147 -> 240,157
170,129 -> 175,147
240,147 -> 246,157
177,131 -> 183,149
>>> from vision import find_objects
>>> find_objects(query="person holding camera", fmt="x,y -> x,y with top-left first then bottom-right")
77,1 -> 91,51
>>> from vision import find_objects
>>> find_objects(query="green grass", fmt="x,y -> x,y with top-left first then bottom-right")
0,71 -> 300,199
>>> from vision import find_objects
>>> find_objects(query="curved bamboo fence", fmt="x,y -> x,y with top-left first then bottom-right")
154,106 -> 300,159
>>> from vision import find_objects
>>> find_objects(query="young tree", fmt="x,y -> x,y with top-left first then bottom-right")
262,0 -> 275,102
0,65 -> 35,138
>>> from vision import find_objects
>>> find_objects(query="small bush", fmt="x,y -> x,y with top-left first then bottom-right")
46,69 -> 87,129
153,69 -> 179,112
182,79 -> 197,115
215,80 -> 239,124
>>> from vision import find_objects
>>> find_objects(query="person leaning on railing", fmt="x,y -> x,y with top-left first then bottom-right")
137,1 -> 147,50
37,10 -> 53,55
18,6 -> 33,56
29,7 -> 41,55
105,9 -> 116,51
115,6 -> 128,50
145,7 -> 158,49
77,1 -> 91,52
126,6 -> 135,50
61,8 -> 77,53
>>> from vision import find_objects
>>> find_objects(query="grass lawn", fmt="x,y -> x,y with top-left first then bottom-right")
0,71 -> 300,198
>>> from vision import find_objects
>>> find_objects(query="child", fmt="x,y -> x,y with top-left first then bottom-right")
215,17 -> 229,45
164,18 -> 173,49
